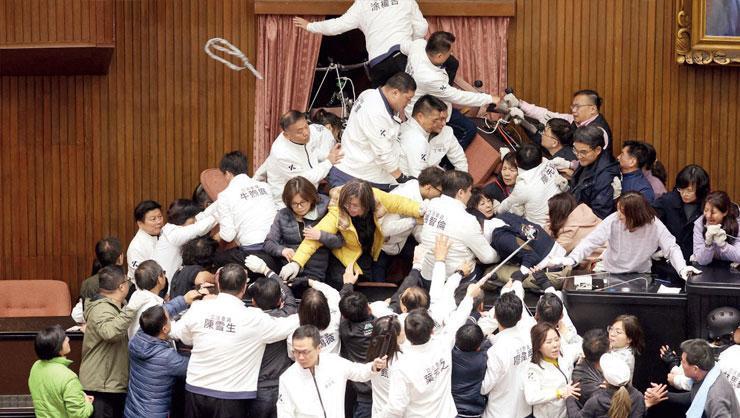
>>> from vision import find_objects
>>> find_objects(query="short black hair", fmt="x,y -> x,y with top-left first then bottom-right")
95,237 -> 122,269
404,308 -> 435,345
535,293 -> 563,325
293,324 -> 321,348
400,286 -> 430,311
134,200 -> 162,223
426,31 -> 456,55
218,263 -> 248,294
299,288 -> 331,330
546,118 -> 575,146
680,339 -> 715,371
135,260 -> 163,291
455,324 -> 484,352
418,166 -> 445,189
622,140 -> 650,169
219,150 -> 249,176
34,325 -> 66,360
280,110 -> 308,131
516,143 -> 542,171
675,164 -> 711,203
495,292 -> 523,329
384,72 -> 417,93
339,291 -> 370,323
98,265 -> 126,291
442,170 -> 473,198
411,94 -> 447,117
248,277 -> 282,310
166,199 -> 202,226
139,305 -> 168,337
573,125 -> 605,149
192,183 -> 212,209
581,328 -> 610,363
181,236 -> 218,267
573,89 -> 602,110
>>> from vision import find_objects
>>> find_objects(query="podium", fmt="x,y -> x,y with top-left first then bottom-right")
686,264 -> 740,339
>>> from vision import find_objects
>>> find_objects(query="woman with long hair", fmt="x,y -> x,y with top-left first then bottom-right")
565,352 -> 646,418
524,322 -> 581,418
367,315 -> 404,417
692,190 -> 740,265
560,192 -> 700,280
280,179 -> 422,289
607,315 -> 645,382
546,192 -> 604,265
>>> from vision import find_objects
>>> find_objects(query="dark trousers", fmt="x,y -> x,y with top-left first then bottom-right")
370,238 -> 416,282
185,391 -> 252,418
368,53 -> 408,88
88,391 -> 126,418
447,108 -> 478,150
250,387 -> 278,418
327,166 -> 395,192
353,399 -> 372,418
325,253 -> 374,291
213,246 -> 279,277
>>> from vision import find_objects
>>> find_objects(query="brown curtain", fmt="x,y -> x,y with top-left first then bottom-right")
427,16 -> 510,97
254,15 -> 323,169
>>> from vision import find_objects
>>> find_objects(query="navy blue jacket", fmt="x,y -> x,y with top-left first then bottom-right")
621,170 -> 655,203
570,151 -> 620,219
653,190 -> 702,261
124,329 -> 189,417
451,347 -> 488,417
491,213 -> 556,269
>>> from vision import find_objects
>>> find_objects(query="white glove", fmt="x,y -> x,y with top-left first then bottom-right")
542,110 -> 559,122
651,249 -> 665,260
509,107 -> 525,124
244,255 -> 270,275
611,176 -> 622,199
503,93 -> 520,109
555,174 -> 569,192
550,157 -> 571,171
705,224 -> 721,246
279,262 -> 301,281
679,266 -> 702,281
499,147 -> 511,158
714,228 -> 728,247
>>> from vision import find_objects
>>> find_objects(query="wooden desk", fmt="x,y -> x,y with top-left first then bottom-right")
0,317 -> 83,396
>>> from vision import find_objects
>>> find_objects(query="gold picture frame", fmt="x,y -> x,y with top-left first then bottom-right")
676,0 -> 740,66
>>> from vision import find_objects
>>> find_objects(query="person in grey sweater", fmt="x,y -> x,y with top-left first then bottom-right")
645,339 -> 739,417
263,177 -> 344,281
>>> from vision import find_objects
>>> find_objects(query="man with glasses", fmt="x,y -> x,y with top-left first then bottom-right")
258,110 -> 343,209
569,125 -> 620,219
399,95 -> 468,177
277,325 -> 387,418
376,166 -> 445,281
505,89 -> 614,155
79,265 -> 147,418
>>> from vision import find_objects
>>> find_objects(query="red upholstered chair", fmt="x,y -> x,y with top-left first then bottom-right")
465,133 -> 502,186
0,280 -> 72,317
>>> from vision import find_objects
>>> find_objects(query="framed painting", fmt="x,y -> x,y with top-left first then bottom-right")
676,0 -> 740,65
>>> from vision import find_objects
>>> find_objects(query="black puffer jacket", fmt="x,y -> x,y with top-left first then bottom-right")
570,151 -> 620,220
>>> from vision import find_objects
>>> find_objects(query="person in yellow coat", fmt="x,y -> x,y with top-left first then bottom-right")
279,179 -> 423,289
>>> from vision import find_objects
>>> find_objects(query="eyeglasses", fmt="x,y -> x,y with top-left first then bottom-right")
570,103 -> 594,111
292,348 -> 315,358
607,325 -> 625,335
291,200 -> 310,209
572,146 -> 595,157
677,187 -> 697,197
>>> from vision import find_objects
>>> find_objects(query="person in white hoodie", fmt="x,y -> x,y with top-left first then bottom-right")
399,95 -> 468,177
294,0 -> 428,88
197,151 -> 279,271
523,322 -> 582,418
401,31 -> 498,149
379,282 -> 480,418
259,111 -> 342,208
169,263 -> 300,416
153,199 -> 217,286
277,324 -> 387,418
495,144 -> 567,227
418,170 -> 499,282
126,200 -> 164,281
328,73 -> 417,191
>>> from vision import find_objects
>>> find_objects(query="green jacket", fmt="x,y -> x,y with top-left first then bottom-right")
28,357 -> 93,418
79,296 -> 136,393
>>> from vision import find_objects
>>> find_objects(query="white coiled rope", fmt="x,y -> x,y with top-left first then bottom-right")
204,37 -> 264,80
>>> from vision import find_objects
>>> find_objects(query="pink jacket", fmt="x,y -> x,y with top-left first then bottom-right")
546,204 -> 605,262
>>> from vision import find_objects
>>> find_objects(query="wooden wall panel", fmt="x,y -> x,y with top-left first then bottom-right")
0,0 -> 255,300
508,0 -> 740,198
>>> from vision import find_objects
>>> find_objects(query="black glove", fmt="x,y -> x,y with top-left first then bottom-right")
532,271 -> 551,290
395,174 -> 416,184
660,347 -> 681,368
288,276 -> 308,289
510,270 -> 526,282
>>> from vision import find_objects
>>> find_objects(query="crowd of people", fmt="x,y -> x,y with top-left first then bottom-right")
26,1 -> 740,418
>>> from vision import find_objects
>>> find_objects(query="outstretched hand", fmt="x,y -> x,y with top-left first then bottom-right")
293,17 -> 310,30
